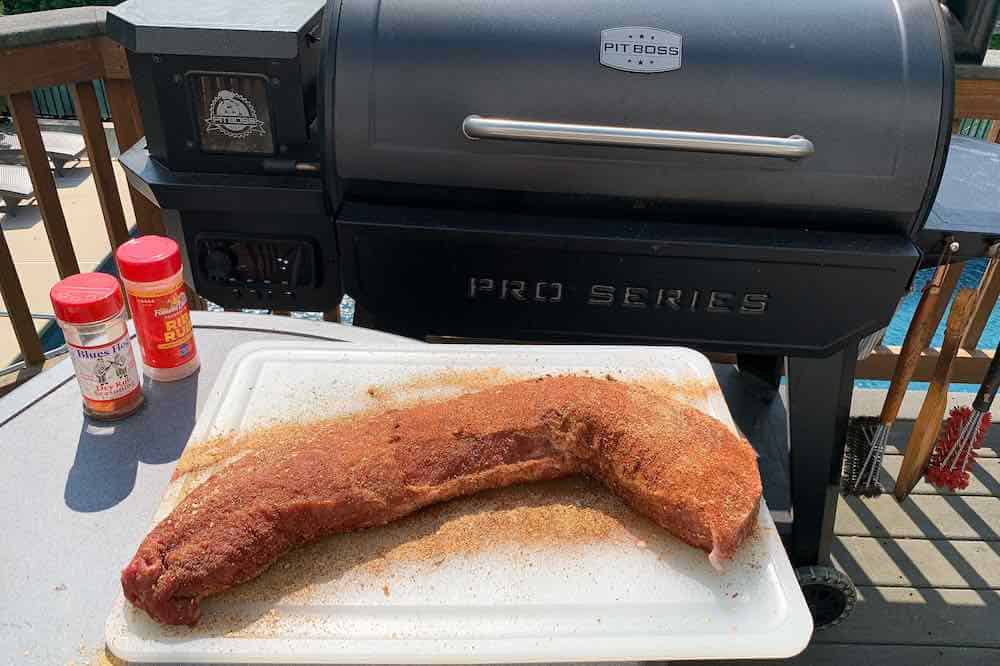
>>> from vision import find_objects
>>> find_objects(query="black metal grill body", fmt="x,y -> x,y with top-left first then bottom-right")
321,0 -> 951,355
110,0 -> 988,577
336,203 -> 919,357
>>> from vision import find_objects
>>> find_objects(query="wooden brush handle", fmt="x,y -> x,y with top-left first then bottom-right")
936,289 -> 978,382
880,264 -> 954,424
895,288 -> 978,500
896,383 -> 950,499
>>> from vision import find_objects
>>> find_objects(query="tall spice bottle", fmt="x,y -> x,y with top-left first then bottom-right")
50,272 -> 145,420
115,236 -> 200,381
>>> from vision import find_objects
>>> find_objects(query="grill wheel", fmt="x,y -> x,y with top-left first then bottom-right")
795,565 -> 858,630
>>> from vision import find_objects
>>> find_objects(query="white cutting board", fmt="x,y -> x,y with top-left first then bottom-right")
106,342 -> 812,663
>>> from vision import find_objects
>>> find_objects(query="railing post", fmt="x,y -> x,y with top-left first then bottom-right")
8,91 -> 80,279
955,79 -> 1000,121
0,229 -> 45,366
963,264 -> 1000,350
70,80 -> 130,250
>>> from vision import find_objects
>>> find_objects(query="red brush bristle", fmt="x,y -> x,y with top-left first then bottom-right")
928,407 -> 970,467
925,406 -> 990,491
976,412 -> 992,447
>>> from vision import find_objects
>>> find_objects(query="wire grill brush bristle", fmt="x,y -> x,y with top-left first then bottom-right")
843,416 -> 888,497
926,406 -> 991,491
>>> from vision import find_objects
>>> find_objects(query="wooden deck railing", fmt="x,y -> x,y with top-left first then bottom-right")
853,62 -> 1000,386
1,8 -> 999,393
0,8 -> 169,391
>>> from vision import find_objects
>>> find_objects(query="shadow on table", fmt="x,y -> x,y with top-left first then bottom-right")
64,372 -> 199,512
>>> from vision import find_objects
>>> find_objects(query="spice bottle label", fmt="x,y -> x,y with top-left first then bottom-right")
127,283 -> 197,369
68,334 -> 141,402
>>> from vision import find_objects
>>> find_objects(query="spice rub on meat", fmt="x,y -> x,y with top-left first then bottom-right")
122,375 -> 761,626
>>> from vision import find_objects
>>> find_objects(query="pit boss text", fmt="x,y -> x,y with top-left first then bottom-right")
602,42 -> 680,56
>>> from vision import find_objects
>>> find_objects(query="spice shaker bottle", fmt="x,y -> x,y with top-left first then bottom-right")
115,236 -> 200,381
50,273 -> 144,420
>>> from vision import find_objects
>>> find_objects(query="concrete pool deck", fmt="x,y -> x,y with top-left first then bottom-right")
1,123 -> 136,366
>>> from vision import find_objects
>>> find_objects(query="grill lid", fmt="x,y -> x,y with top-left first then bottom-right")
328,0 -> 953,233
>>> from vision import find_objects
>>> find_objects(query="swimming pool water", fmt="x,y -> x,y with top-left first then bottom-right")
857,259 -> 998,392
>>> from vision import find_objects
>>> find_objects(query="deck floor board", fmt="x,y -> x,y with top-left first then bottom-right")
813,587 -> 1000,648
884,419 -> 1000,458
719,410 -> 1000,663
835,495 -> 1000,540
832,536 -> 1000,589
799,417 -> 1000,664
879,456 -> 1000,497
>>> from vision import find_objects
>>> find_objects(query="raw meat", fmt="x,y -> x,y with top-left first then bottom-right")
122,375 -> 761,625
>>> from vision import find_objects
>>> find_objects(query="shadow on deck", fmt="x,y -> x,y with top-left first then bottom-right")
697,390 -> 1000,665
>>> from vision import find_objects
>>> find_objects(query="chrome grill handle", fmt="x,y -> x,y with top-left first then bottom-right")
462,115 -> 814,159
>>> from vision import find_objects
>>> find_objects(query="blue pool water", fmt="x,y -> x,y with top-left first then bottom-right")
858,259 -> 999,392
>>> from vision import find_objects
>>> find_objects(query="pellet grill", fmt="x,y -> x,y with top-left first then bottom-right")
108,0 -> 1000,630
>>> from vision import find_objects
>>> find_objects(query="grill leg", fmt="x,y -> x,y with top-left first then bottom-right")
352,302 -> 378,329
736,353 -> 783,390
785,342 -> 858,567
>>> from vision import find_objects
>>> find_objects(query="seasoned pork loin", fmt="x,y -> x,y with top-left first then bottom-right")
122,375 -> 761,625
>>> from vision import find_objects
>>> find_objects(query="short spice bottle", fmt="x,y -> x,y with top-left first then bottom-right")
115,235 -> 200,382
50,272 -> 144,420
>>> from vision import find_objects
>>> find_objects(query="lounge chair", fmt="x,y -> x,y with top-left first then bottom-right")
0,130 -> 87,176
0,164 -> 33,217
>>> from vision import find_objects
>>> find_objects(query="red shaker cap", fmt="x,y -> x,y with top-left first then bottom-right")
115,235 -> 183,283
50,272 -> 125,324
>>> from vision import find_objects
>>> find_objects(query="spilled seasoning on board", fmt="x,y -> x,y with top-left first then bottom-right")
174,478 -> 672,638
143,369 -> 754,638
173,368 -> 518,480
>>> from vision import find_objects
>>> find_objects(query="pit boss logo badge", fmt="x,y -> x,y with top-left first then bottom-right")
600,27 -> 681,73
204,90 -> 266,139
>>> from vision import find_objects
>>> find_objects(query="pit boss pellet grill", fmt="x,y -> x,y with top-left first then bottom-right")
108,0 -> 1000,629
